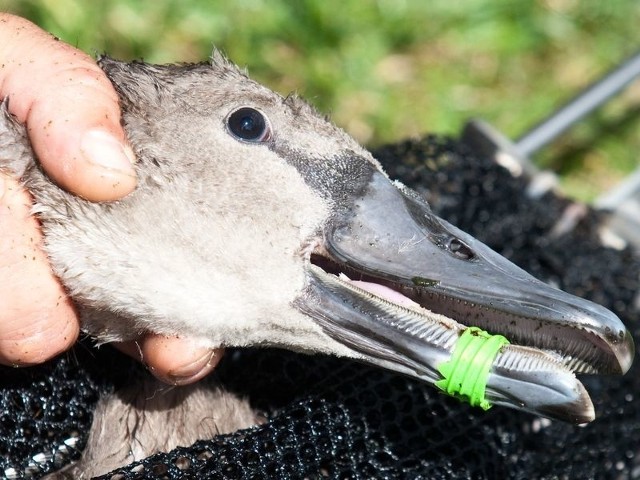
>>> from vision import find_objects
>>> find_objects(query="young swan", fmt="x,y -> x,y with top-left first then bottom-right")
6,53 -> 376,477
2,53 -> 633,476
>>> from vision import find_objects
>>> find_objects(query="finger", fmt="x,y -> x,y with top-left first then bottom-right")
116,335 -> 224,385
0,14 -> 137,201
0,174 -> 79,365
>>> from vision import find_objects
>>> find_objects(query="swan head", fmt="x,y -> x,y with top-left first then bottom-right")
1,53 -> 632,423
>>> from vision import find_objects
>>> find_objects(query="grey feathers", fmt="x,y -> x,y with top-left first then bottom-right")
0,54 -> 368,358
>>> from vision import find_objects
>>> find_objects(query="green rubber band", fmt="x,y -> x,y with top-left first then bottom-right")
435,327 -> 510,410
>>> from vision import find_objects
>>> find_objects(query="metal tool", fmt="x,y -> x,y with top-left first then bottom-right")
460,50 -> 640,248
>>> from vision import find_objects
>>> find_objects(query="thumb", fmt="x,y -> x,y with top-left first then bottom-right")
0,14 -> 136,201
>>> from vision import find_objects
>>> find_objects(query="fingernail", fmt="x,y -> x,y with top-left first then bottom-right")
167,349 -> 216,385
80,129 -> 136,175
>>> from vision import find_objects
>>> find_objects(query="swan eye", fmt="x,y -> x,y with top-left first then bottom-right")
227,107 -> 271,142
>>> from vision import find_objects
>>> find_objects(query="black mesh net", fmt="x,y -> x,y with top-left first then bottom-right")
1,135 -> 639,479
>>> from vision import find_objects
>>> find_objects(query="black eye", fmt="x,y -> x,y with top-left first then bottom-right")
448,238 -> 475,260
227,107 -> 271,142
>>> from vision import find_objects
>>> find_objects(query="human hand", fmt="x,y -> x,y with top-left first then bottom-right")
0,13 -> 222,384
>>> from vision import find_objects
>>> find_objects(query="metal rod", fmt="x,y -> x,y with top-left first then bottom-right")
515,50 -> 640,158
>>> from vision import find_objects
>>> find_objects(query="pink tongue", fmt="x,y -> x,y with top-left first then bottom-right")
349,279 -> 420,309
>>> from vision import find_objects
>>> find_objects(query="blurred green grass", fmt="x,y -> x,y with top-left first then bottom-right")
2,0 -> 640,200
